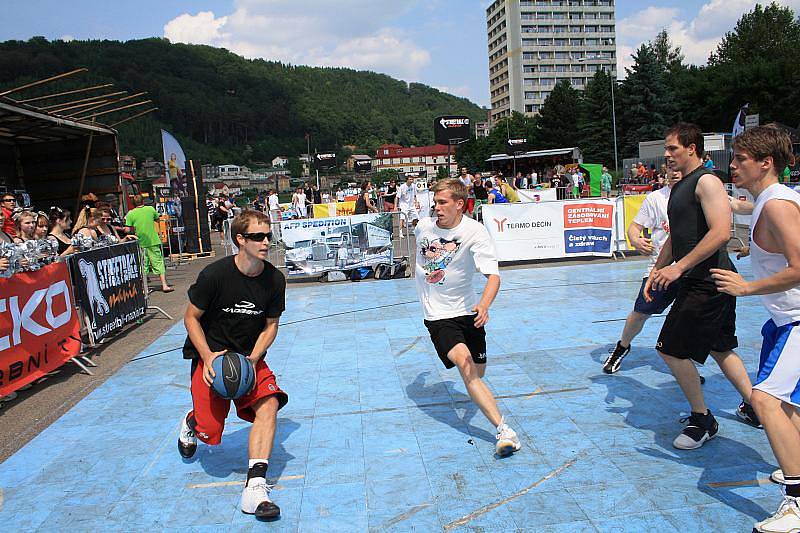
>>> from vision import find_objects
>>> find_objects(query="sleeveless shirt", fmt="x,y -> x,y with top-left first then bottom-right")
750,183 -> 800,326
667,165 -> 734,281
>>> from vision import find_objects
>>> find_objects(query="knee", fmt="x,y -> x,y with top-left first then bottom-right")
750,389 -> 778,414
253,396 -> 279,421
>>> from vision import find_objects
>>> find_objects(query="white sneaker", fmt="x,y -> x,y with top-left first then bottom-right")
177,412 -> 197,459
772,469 -> 786,484
240,478 -> 280,519
753,495 -> 800,532
495,418 -> 521,456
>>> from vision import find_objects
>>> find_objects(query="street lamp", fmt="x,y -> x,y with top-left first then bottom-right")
577,57 -> 618,173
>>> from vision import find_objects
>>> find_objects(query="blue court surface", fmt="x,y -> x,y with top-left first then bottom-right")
0,256 -> 785,532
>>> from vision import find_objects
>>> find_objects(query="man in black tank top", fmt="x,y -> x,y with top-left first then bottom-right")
644,123 -> 759,450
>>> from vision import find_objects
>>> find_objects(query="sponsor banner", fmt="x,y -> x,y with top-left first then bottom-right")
622,194 -> 646,248
280,213 -> 394,277
0,263 -> 81,396
518,188 -> 558,203
483,199 -> 615,261
312,201 -> 356,218
68,242 -> 147,342
434,116 -> 470,144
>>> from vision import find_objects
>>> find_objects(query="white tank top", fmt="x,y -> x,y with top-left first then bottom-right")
750,183 -> 800,326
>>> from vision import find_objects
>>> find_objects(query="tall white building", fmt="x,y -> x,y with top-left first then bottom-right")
487,0 -> 616,123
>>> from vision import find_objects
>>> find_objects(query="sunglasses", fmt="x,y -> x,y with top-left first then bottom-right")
241,231 -> 273,242
101,217 -> 112,222
2,198 -> 15,203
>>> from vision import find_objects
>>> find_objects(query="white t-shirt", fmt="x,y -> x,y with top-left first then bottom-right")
398,182 -> 417,207
336,190 -> 345,202
268,194 -> 280,210
633,186 -> 671,275
414,216 -> 499,321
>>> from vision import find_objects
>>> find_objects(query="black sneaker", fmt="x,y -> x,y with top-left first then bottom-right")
673,410 -> 719,450
178,412 -> 197,459
736,401 -> 763,429
603,342 -> 630,374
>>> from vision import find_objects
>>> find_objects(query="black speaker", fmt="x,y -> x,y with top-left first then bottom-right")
180,197 -> 212,254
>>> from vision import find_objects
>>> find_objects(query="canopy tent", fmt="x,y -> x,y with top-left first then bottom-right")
0,97 -> 121,210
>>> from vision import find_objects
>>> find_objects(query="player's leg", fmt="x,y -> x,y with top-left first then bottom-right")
179,359 -> 229,458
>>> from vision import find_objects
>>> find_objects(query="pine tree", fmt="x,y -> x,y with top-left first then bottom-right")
618,45 -> 676,159
536,80 -> 582,149
577,70 -> 616,168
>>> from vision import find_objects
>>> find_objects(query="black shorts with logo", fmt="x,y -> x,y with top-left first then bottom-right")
657,278 -> 738,364
424,314 -> 487,369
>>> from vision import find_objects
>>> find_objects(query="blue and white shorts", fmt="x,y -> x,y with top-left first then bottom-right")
754,319 -> 800,407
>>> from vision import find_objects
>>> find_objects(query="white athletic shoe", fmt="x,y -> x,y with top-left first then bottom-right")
753,495 -> 800,532
495,418 -> 521,456
177,412 -> 197,459
240,478 -> 280,519
772,469 -> 787,484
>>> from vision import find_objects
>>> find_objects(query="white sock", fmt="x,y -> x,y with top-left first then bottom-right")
248,458 -> 268,468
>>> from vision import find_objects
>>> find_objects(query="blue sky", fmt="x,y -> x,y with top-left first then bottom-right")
3,0 -> 799,108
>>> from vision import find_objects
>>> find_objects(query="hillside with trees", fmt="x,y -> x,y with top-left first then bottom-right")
0,37 -> 486,165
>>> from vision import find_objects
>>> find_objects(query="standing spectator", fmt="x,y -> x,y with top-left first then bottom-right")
703,153 -> 715,170
126,194 -> 174,293
335,187 -> 345,202
473,174 -> 488,220
601,166 -> 613,198
383,180 -> 397,212
397,175 -> 420,231
500,177 -> 520,203
321,189 -> 331,204
637,162 -> 646,182
47,207 -> 74,256
0,207 -> 14,243
268,190 -> 281,223
1,193 -> 17,237
531,170 -> 538,187
34,212 -> 49,239
303,184 -> 314,218
312,185 -> 322,208
292,187 -> 307,218
12,210 -> 36,242
353,182 -> 377,214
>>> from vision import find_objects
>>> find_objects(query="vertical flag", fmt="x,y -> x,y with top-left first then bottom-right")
731,103 -> 749,138
161,129 -> 187,191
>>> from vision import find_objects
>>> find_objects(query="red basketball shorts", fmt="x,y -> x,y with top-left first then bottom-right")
189,358 -> 288,445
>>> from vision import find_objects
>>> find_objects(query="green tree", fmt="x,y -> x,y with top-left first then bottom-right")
536,80 -> 582,149
649,29 -> 685,74
436,165 -> 449,180
455,112 -> 537,172
577,70 -> 616,168
709,2 -> 800,66
618,44 -> 676,158
286,157 -> 304,178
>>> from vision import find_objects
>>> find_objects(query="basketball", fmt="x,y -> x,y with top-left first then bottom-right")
211,352 -> 255,400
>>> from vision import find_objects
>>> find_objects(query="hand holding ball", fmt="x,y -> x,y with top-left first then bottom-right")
211,352 -> 256,399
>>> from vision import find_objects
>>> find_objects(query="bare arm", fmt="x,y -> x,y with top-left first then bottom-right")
712,200 -> 800,296
184,303 -> 226,385
729,196 -> 754,215
626,221 -> 653,254
247,317 -> 280,364
673,174 -> 731,274
473,274 -> 501,328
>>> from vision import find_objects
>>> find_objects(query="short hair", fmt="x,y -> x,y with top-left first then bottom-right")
484,179 -> 494,188
732,124 -> 795,172
231,209 -> 270,240
665,122 -> 704,156
132,194 -> 144,207
431,178 -> 467,203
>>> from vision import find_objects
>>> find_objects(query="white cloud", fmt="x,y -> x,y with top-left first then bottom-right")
433,84 -> 472,99
60,34 -> 74,42
163,1 -> 431,81
616,0 -> 800,76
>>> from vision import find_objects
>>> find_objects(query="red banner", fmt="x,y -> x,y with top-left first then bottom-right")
0,263 -> 81,396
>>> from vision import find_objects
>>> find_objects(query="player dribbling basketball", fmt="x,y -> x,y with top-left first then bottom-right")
178,210 -> 288,520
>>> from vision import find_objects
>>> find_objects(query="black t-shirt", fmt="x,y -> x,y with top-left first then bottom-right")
182,256 -> 286,359
384,185 -> 397,203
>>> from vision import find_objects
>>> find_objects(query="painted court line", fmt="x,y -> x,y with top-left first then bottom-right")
188,474 -> 305,489
373,503 -> 433,531
442,456 -> 578,531
707,478 -> 773,488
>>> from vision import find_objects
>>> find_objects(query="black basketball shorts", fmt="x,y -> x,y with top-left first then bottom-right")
656,278 -> 738,364
423,314 -> 487,369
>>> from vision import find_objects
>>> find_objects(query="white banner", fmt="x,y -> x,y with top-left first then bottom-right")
280,213 -> 394,277
518,188 -> 558,203
483,199 -> 615,261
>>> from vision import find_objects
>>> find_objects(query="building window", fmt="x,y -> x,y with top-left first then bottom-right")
524,91 -> 540,99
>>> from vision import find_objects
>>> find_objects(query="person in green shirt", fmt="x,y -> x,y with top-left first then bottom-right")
601,167 -> 613,198
125,194 -> 174,292
782,165 -> 791,184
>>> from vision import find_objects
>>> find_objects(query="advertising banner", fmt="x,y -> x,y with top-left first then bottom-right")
622,194 -> 646,247
161,129 -> 188,197
68,242 -> 146,342
280,213 -> 394,277
0,263 -> 81,396
483,200 -> 615,261
312,201 -> 356,218
434,116 -> 470,144
518,189 -> 558,203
